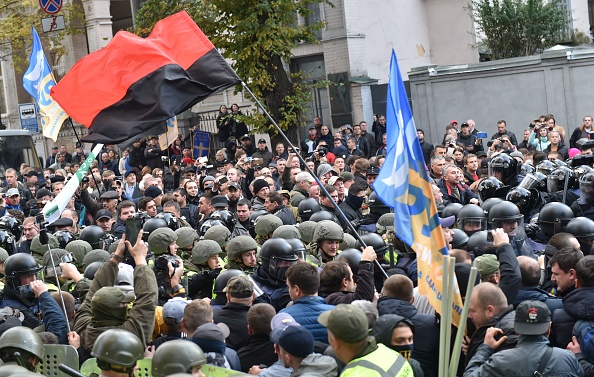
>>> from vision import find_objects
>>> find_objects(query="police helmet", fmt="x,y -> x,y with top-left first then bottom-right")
210,210 -> 236,231
272,225 -> 301,240
0,327 -> 44,366
4,253 -> 41,289
0,230 -> 16,256
466,230 -> 491,254
312,220 -> 343,244
260,238 -> 298,281
199,219 -> 225,238
538,202 -> 574,237
175,227 -> 199,250
65,240 -> 93,269
580,171 -> 594,204
456,204 -> 486,236
355,233 -> 388,255
254,214 -> 282,237
506,187 -> 538,215
477,177 -> 504,203
203,225 -> 231,249
566,217 -> 594,240
298,221 -> 317,244
451,228 -> 469,249
226,236 -> 258,261
548,167 -> 578,192
213,270 -> 246,295
535,160 -> 556,176
376,213 -> 395,235
286,238 -> 307,261
143,218 -> 169,236
148,228 -> 178,256
368,192 -> 390,215
336,249 -> 362,274
298,198 -> 321,221
488,154 -> 519,186
84,261 -> 104,280
481,198 -> 503,217
488,201 -> 523,229
310,211 -> 335,223
441,203 -> 463,220
79,225 -> 105,250
151,340 -> 206,377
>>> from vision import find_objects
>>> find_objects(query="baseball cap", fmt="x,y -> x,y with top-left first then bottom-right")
193,323 -> 230,342
258,138 -> 266,144
182,167 -> 196,175
475,254 -> 500,276
318,304 -> 369,343
461,122 -> 470,128
278,190 -> 290,200
92,286 -> 135,307
440,215 -> 455,228
95,209 -> 112,221
24,170 -> 39,177
124,170 -> 136,178
295,172 -> 315,183
223,275 -> 254,298
36,188 -> 52,199
52,146 -> 58,150
514,300 -> 551,335
162,297 -> 190,325
510,151 -> 524,161
340,172 -> 354,182
476,151 -> 488,158
270,313 -> 301,344
228,182 -> 241,190
328,176 -> 344,186
211,195 -> 228,209
144,186 -> 163,198
6,188 -> 19,197
308,125 -> 316,130
450,120 -> 458,125
366,165 -> 380,176
278,326 -> 314,358
240,134 -> 250,141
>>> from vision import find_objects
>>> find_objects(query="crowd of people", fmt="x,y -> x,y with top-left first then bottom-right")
0,111 -> 594,376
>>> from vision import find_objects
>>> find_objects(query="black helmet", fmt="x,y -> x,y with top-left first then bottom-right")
580,171 -> 594,204
456,204 -> 486,236
248,209 -> 267,238
336,248 -> 362,274
356,233 -> 388,255
466,230 -> 491,254
488,154 -> 519,186
520,163 -> 534,176
210,210 -> 236,231
53,230 -> 75,249
477,177 -> 504,203
4,253 -> 41,289
0,215 -> 22,240
548,167 -> 578,192
155,212 -> 180,231
451,228 -> 469,249
566,217 -> 594,240
310,211 -> 335,223
79,225 -> 105,249
213,269 -> 246,294
199,219 -> 225,239
260,238 -> 298,281
368,192 -> 390,215
84,261 -> 104,280
535,160 -> 556,176
551,158 -> 567,168
488,201 -> 523,228
143,218 -> 169,236
441,203 -> 463,220
506,187 -> 539,215
481,198 -> 503,217
298,198 -> 321,221
538,202 -> 574,237
574,165 -> 593,180
0,230 -> 16,255
286,238 -> 307,262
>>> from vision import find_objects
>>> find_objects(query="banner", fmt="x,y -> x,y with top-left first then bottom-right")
43,144 -> 104,224
22,26 -> 68,141
50,11 -> 241,144
193,131 -> 211,159
373,50 -> 463,324
158,117 -> 178,150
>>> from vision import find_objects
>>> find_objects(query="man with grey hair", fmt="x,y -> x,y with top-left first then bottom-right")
437,164 -> 478,205
430,155 -> 446,180
290,172 -> 315,207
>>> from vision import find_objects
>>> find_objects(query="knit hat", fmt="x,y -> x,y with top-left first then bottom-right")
278,326 -> 314,358
252,179 -> 268,195
144,186 -> 163,198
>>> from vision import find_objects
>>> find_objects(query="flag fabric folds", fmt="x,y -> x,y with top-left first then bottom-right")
159,117 -> 178,151
43,143 -> 104,224
23,26 -> 68,141
373,50 -> 463,324
51,11 -> 241,144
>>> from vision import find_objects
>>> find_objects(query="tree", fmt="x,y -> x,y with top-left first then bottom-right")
471,0 -> 568,60
0,0 -> 84,68
134,0 -> 329,142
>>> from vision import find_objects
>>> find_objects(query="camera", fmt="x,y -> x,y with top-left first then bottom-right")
317,147 -> 327,157
154,254 -> 180,272
161,156 -> 168,162
81,176 -> 89,184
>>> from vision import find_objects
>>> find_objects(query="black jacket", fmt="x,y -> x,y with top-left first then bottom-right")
237,334 -> 277,373
321,261 -> 375,305
128,145 -> 146,169
213,302 -> 251,351
491,130 -> 518,146
144,145 -> 165,170
273,205 -> 295,225
543,142 -> 570,160
552,286 -> 594,348
376,296 -> 439,377
466,306 -> 517,366
496,243 -> 521,306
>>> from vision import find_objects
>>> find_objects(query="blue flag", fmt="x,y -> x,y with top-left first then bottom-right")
23,26 -> 68,141
193,131 -> 211,159
373,49 -> 463,323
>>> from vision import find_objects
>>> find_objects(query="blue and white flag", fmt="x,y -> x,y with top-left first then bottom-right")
373,50 -> 463,324
23,26 -> 68,141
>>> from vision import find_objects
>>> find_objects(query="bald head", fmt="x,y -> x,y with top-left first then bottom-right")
474,282 -> 508,312
381,275 -> 414,302
518,256 -> 540,287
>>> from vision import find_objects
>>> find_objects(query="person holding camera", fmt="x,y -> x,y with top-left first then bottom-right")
490,120 -> 518,146
528,122 -> 551,151
144,136 -> 166,170
148,228 -> 186,306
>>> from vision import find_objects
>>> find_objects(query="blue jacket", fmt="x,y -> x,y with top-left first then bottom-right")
280,296 -> 334,344
552,286 -> 594,348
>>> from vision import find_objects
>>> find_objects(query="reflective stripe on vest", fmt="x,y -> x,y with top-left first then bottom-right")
342,344 -> 413,377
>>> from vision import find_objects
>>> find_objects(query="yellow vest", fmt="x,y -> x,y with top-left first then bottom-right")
340,344 -> 413,377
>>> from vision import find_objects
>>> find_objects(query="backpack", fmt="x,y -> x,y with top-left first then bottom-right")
573,319 -> 594,363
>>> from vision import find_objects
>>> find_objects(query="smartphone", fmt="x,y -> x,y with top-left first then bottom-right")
486,231 -> 494,242
125,217 -> 143,253
477,132 -> 488,138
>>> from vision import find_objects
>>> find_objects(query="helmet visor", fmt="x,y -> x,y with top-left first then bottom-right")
269,257 -> 298,281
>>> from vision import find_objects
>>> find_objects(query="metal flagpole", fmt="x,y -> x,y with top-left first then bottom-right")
241,81 -> 388,278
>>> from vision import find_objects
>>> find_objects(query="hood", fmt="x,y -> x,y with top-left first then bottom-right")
562,287 -> 594,320
191,337 -> 227,355
296,353 -> 337,376
377,296 -> 417,317
372,314 -> 411,346
515,288 -> 550,307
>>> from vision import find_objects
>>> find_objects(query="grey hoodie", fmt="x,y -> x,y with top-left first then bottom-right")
292,353 -> 338,377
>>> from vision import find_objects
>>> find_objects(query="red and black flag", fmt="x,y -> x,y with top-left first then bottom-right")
51,11 -> 241,144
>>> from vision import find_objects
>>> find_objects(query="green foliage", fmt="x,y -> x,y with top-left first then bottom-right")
0,0 -> 85,69
134,0 -> 330,137
471,0 -> 568,59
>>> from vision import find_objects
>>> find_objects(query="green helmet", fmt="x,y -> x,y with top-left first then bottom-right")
376,213 -> 395,235
42,249 -> 69,271
151,340 -> 206,377
91,329 -> 144,368
255,215 -> 282,237
0,326 -> 44,362
191,240 -> 222,265
298,221 -> 317,244
0,247 -> 9,264
65,240 -> 92,268
175,227 -> 199,249
0,365 -> 32,377
203,225 -> 231,249
148,228 -> 178,255
272,225 -> 301,240
82,249 -> 111,270
226,236 -> 258,261
312,220 -> 343,243
340,233 -> 356,250
108,240 -> 121,254
30,234 -> 59,255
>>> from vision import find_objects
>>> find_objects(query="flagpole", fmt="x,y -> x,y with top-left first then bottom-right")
68,118 -> 103,194
241,81 -> 388,278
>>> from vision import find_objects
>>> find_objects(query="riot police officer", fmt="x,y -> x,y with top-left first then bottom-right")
224,236 -> 259,274
310,220 -> 344,266
91,329 -> 145,377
